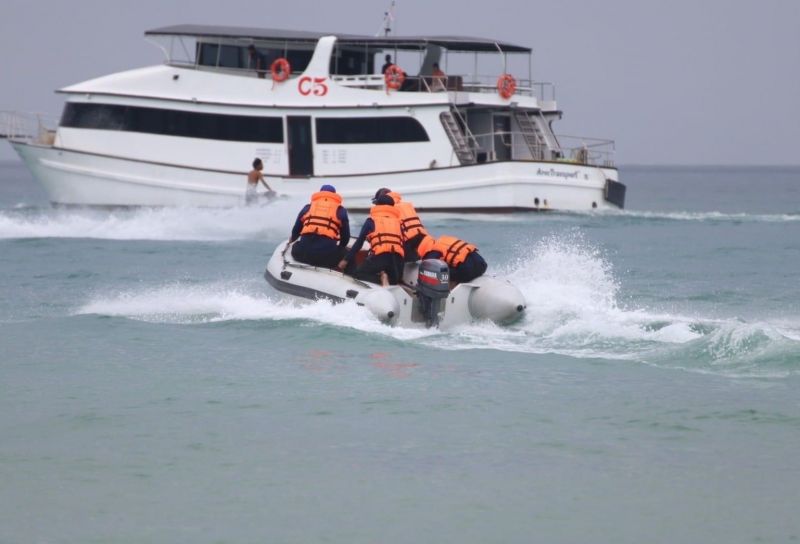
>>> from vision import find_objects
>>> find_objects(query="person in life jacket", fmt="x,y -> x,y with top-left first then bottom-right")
372,187 -> 429,262
337,194 -> 405,286
289,184 -> 350,269
417,234 -> 488,284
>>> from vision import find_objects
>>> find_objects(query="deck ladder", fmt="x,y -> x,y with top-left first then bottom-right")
440,110 -> 476,165
513,110 -> 548,160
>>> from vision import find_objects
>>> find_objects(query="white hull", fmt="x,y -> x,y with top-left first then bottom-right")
13,141 -> 619,211
7,27 -> 625,211
264,241 -> 526,328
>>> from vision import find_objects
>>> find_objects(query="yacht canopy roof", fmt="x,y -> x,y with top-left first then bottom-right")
145,25 -> 531,53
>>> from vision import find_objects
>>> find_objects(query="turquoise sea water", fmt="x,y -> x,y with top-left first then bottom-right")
1,162 -> 799,543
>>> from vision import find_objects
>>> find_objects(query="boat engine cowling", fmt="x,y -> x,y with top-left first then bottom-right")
416,259 -> 450,327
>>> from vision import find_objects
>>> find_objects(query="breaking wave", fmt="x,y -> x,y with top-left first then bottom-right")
435,232 -> 800,378
591,209 -> 800,223
76,281 -> 434,341
0,200 -> 305,241
75,231 -> 800,379
2,203 -> 797,243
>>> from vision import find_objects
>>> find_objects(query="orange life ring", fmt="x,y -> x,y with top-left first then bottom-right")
384,64 -> 405,91
271,58 -> 291,82
497,73 -> 517,99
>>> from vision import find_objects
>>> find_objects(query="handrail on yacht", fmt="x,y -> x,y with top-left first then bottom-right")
330,73 -> 553,98
450,107 -> 480,150
553,134 -> 616,167
0,111 -> 58,144
167,59 -> 553,99
466,128 -> 615,167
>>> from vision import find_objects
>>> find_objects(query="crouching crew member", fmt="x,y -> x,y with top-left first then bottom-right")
289,184 -> 350,268
337,194 -> 404,286
417,235 -> 488,284
373,188 -> 429,261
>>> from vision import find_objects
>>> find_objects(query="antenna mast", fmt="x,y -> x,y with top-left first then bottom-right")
377,0 -> 397,37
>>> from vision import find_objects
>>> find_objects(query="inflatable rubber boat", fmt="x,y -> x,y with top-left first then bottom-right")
264,241 -> 526,328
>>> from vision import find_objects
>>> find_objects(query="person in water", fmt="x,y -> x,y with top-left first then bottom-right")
417,234 -> 487,284
372,187 -> 429,261
337,194 -> 404,286
289,184 -> 350,268
246,158 -> 275,204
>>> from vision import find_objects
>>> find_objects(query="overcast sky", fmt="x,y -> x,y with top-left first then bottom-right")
1,0 -> 798,164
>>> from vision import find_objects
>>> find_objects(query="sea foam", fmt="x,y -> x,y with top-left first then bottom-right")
76,281 -> 435,341
74,230 -> 800,378
0,201 -> 305,241
596,209 -> 800,223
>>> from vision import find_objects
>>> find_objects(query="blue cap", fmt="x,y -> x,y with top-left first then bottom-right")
320,184 -> 336,193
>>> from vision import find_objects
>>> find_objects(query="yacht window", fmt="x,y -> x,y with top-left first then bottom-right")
195,41 -> 313,72
285,50 -> 313,73
316,117 -> 429,144
196,43 -> 246,69
330,47 -> 374,75
197,43 -> 219,67
61,103 -> 283,143
218,45 -> 243,68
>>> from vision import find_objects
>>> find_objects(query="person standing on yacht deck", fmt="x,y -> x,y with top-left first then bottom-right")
431,62 -> 447,92
289,185 -> 351,269
246,158 -> 274,205
247,45 -> 267,78
337,194 -> 404,286
381,54 -> 394,75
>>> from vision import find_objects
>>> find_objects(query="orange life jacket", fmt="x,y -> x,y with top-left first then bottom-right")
300,191 -> 343,240
388,191 -> 428,240
367,205 -> 405,257
416,235 -> 435,258
430,235 -> 477,267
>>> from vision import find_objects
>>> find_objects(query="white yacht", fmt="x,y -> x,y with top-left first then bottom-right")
2,25 -> 626,211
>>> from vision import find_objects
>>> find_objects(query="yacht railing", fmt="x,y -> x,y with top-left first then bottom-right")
459,76 -> 555,101
451,107 -> 481,150
166,60 -> 556,100
0,111 -> 58,145
553,134 -> 616,167
466,129 -> 615,167
332,73 -> 555,100
331,74 -> 385,88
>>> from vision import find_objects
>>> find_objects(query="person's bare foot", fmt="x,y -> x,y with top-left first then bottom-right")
379,271 -> 389,287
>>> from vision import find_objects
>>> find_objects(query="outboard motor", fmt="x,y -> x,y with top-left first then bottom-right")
416,259 -> 450,327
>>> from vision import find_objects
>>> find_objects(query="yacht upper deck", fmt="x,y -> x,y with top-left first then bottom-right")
144,24 -> 555,102
145,25 -> 532,52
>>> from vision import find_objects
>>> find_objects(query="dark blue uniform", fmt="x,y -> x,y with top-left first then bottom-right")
290,204 -> 350,268
421,249 -> 487,283
343,218 -> 404,285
